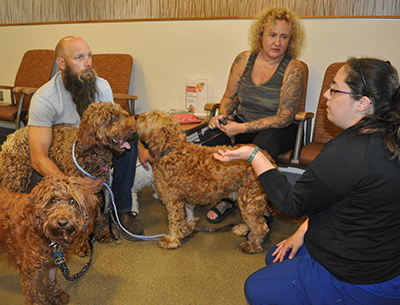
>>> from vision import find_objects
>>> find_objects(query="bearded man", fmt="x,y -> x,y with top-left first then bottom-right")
27,36 -> 146,238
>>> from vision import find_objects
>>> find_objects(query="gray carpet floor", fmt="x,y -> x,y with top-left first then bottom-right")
0,127 -> 303,304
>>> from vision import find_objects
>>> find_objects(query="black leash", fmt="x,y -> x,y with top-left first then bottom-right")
193,130 -> 225,146
194,222 -> 240,233
107,208 -> 121,241
51,237 -> 94,281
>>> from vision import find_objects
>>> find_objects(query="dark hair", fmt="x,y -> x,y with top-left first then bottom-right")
345,57 -> 400,162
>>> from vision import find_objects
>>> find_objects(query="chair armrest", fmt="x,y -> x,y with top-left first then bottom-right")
22,87 -> 39,95
204,103 -> 220,113
0,85 -> 14,90
113,93 -> 138,100
294,111 -> 314,122
12,87 -> 39,109
204,103 -> 220,121
295,112 -> 314,145
113,93 -> 138,116
290,111 -> 315,165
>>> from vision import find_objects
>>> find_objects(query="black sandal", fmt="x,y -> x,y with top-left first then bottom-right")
206,198 -> 237,224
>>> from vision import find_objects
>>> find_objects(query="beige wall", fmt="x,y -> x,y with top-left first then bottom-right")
0,18 -> 399,116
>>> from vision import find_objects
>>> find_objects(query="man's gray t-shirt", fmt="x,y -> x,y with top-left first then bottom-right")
28,71 -> 114,127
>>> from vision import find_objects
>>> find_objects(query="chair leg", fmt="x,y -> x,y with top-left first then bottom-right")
16,93 -> 25,129
290,121 -> 304,165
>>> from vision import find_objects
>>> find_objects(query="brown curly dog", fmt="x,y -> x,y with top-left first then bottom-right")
0,175 -> 98,305
0,102 -> 136,256
136,109 -> 278,254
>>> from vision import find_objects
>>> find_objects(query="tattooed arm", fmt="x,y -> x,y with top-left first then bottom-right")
209,51 -> 250,129
244,59 -> 305,133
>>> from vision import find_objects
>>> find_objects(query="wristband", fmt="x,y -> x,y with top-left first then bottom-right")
248,146 -> 260,163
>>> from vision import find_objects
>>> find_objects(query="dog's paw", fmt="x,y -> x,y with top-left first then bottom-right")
186,217 -> 200,237
47,282 -> 70,305
153,192 -> 161,200
232,223 -> 249,237
158,235 -> 182,249
51,290 -> 70,305
74,240 -> 91,257
239,241 -> 263,254
94,214 -> 113,243
96,230 -> 114,244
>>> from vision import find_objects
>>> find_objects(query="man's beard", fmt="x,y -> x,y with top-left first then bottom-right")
64,65 -> 99,117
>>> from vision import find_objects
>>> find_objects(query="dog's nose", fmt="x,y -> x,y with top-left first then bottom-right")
57,220 -> 68,228
129,131 -> 137,141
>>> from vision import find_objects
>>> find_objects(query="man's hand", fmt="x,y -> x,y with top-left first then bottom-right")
138,140 -> 150,170
80,176 -> 105,193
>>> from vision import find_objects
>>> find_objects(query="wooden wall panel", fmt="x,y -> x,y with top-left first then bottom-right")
0,0 -> 399,25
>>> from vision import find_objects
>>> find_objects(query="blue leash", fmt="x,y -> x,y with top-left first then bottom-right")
72,141 -> 166,241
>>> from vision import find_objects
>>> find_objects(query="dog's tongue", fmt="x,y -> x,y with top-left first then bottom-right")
123,142 -> 131,149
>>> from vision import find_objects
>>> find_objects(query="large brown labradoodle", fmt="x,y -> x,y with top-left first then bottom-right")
0,176 -> 98,305
0,102 -> 136,255
136,109 -> 278,254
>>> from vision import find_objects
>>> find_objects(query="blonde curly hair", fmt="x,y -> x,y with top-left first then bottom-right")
248,7 -> 306,59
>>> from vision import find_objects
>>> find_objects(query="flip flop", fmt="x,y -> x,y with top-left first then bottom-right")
206,198 -> 237,224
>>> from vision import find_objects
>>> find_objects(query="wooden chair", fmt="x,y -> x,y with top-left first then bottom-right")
203,60 -> 313,166
0,49 -> 55,129
297,62 -> 345,167
91,53 -> 137,115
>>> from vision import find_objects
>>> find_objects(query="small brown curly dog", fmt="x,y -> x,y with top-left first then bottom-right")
0,102 -> 136,256
136,109 -> 278,254
0,175 -> 98,305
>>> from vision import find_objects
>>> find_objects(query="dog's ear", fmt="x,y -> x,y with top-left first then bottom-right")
76,102 -> 114,153
77,102 -> 133,155
69,178 -> 99,233
76,105 -> 101,154
28,177 -> 54,231
137,110 -> 186,158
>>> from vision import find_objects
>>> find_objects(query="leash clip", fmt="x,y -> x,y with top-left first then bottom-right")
50,241 -> 65,264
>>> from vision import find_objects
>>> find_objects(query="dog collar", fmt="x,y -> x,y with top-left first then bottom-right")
99,165 -> 108,172
160,147 -> 175,158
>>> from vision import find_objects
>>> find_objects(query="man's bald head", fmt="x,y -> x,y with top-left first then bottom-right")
55,36 -> 85,59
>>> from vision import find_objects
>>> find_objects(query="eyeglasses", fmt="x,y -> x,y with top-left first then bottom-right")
329,83 -> 362,99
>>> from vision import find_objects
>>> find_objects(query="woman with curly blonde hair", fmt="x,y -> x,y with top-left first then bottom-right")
203,7 -> 306,225
249,6 -> 305,58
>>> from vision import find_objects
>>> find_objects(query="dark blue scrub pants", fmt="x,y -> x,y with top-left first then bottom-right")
244,245 -> 400,304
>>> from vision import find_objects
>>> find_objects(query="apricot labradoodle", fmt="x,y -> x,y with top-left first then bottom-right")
0,176 -> 98,305
0,102 -> 136,256
136,109 -> 278,254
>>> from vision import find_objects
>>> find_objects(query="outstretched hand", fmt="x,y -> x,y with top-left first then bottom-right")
213,146 -> 254,162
